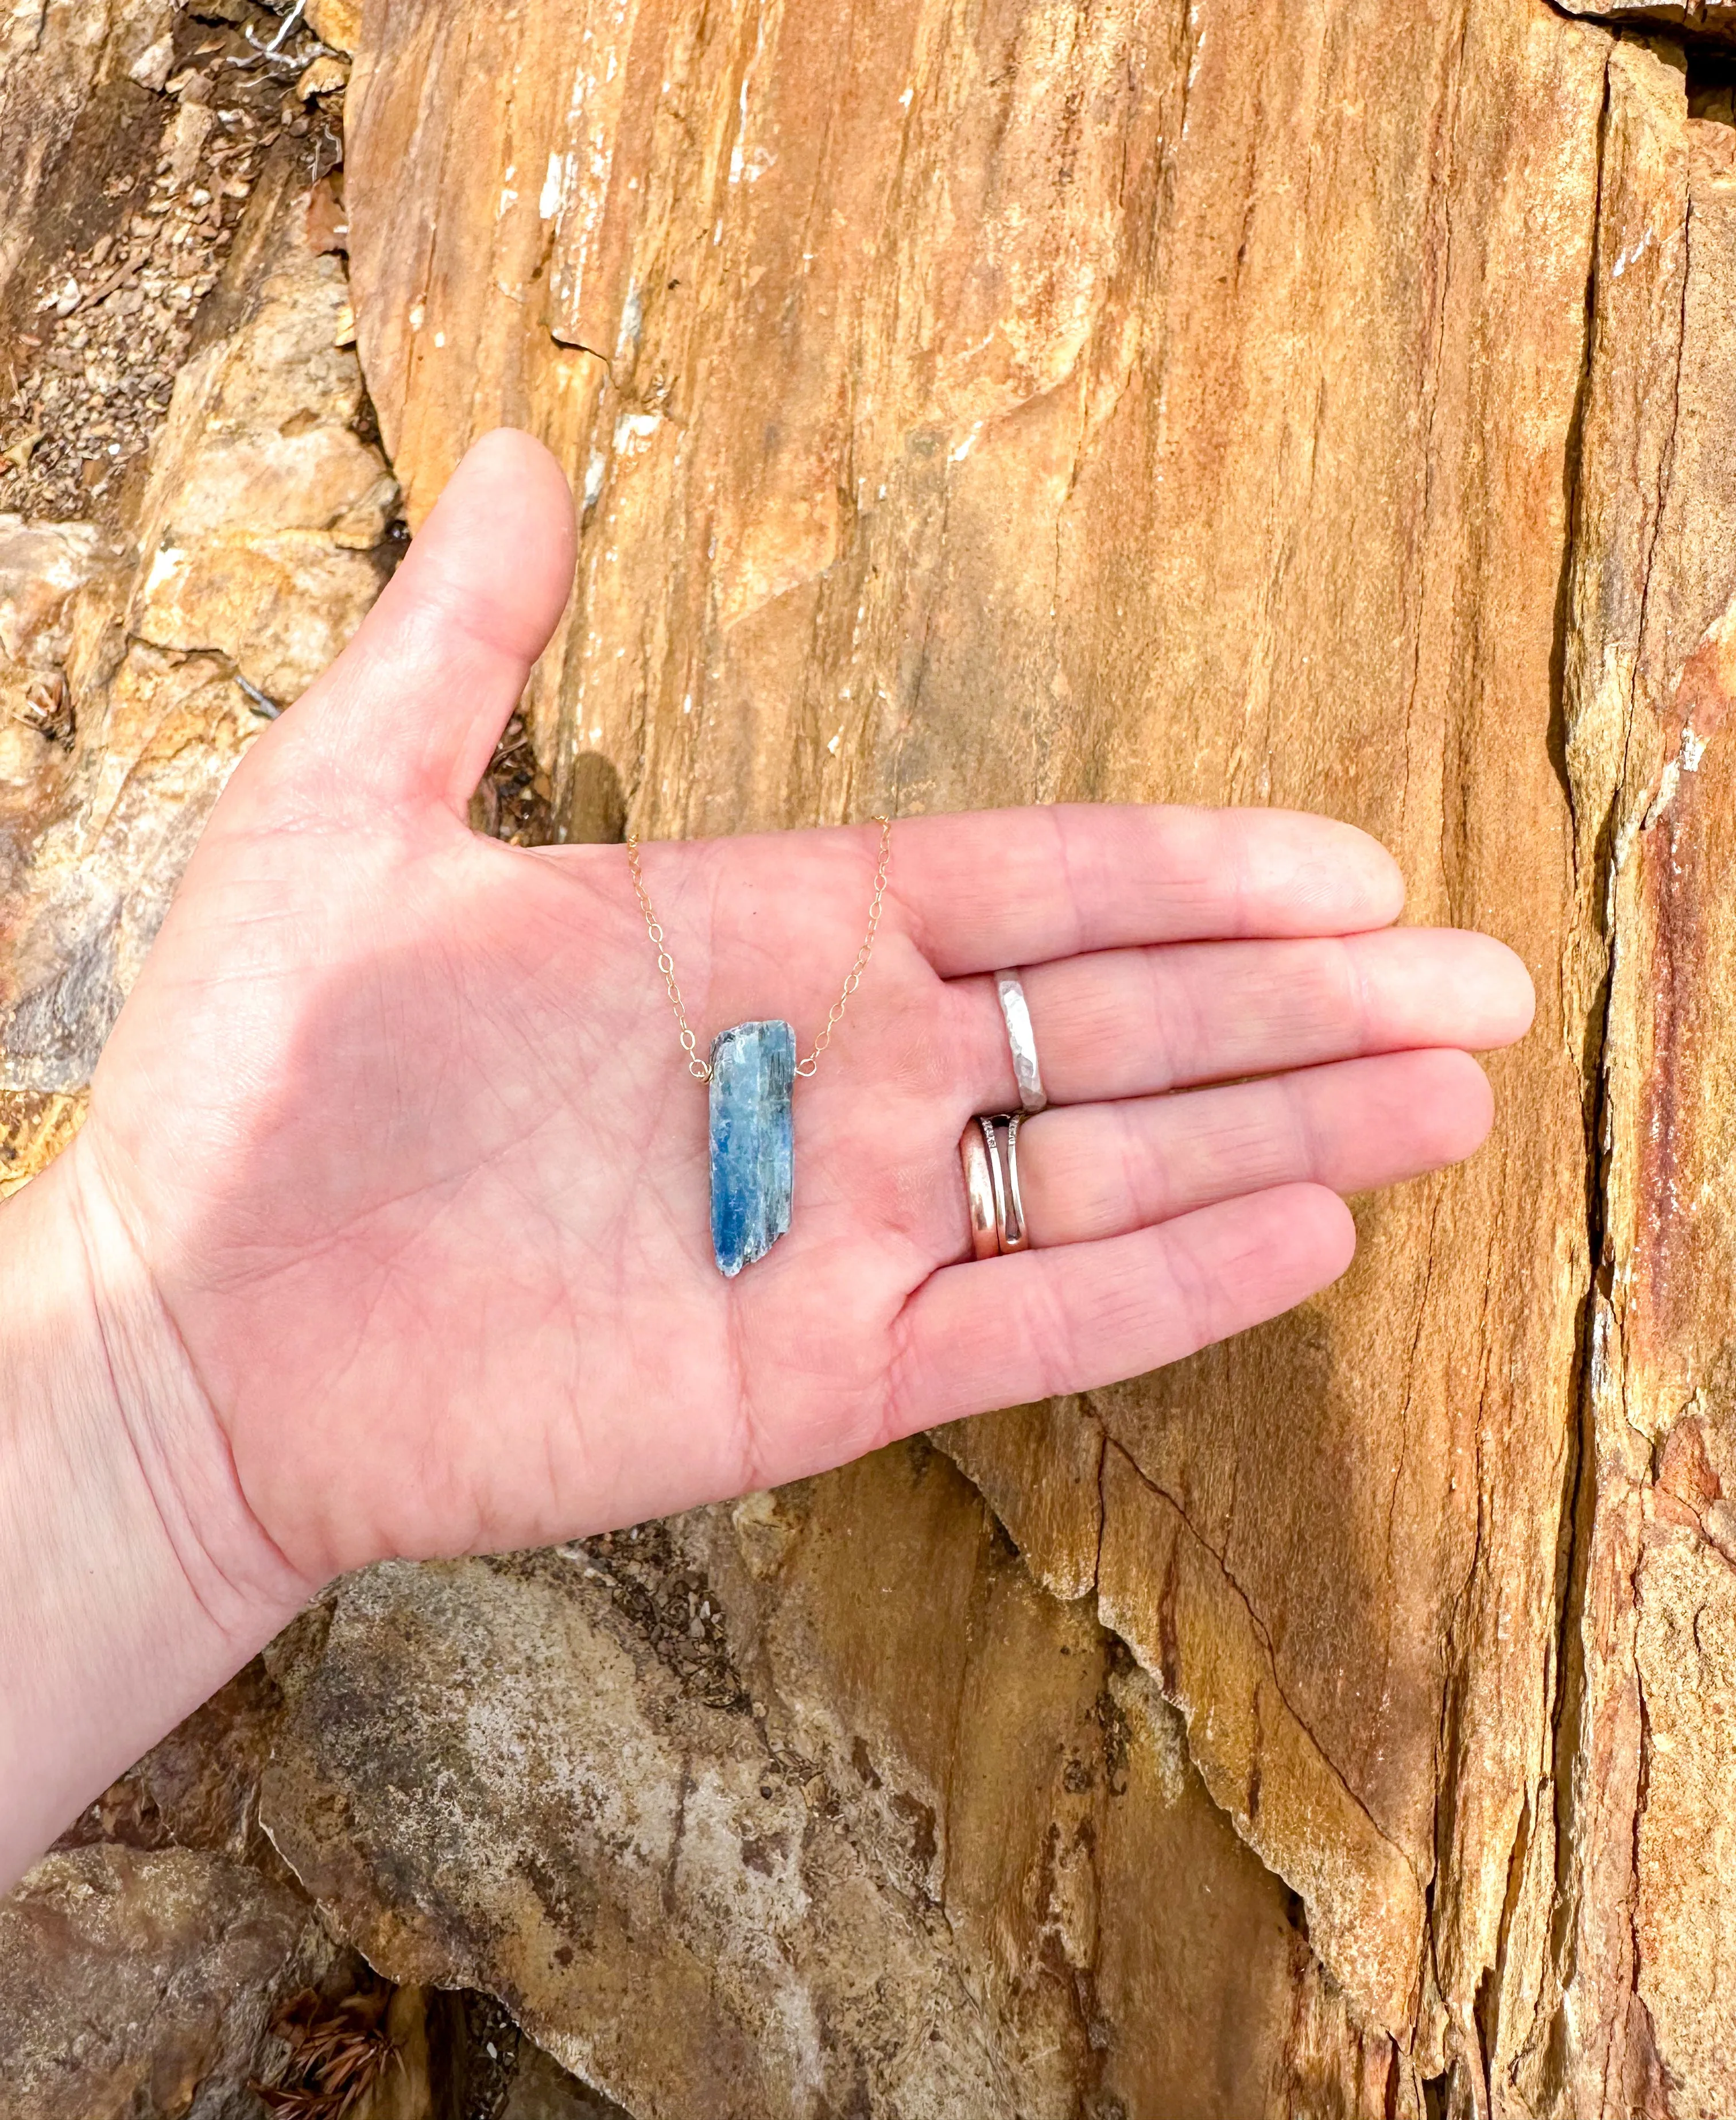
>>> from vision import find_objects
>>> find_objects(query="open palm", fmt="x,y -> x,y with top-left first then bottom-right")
69,432 -> 1532,1591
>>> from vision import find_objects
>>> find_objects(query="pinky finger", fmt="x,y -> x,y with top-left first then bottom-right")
890,1183 -> 1355,1430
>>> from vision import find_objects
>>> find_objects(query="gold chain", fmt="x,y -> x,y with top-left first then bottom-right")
623,835 -> 713,1080
625,817 -> 894,1084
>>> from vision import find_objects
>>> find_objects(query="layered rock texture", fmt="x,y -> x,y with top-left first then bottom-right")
6,0 -> 1736,2115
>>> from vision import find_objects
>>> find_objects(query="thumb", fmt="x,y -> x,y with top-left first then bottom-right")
276,427 -> 576,815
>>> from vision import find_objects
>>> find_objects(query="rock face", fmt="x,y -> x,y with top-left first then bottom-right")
0,71 -> 393,1098
1559,1 -> 1736,37
7,0 -> 1736,2115
0,1843 -> 332,2120
262,1444 -> 1398,2119
0,0 -> 176,320
1529,43 -> 1736,2119
342,0 -> 1603,2084
125,165 -> 396,710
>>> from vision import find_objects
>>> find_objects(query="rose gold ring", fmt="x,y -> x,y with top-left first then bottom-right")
959,1113 -> 1030,1256
961,1117 -> 999,1259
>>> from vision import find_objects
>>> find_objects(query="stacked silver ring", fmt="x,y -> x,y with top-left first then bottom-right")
960,969 -> 1046,1258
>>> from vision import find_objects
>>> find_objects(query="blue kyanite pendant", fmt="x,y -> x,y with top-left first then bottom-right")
709,1019 -> 796,1276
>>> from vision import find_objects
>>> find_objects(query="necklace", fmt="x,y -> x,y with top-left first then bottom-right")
625,818 -> 894,1276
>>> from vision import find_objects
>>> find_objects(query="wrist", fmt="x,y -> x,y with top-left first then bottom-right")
0,1142 -> 311,1889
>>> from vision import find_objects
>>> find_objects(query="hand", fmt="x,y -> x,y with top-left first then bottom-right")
0,428 -> 1533,1877
51,428 -> 1533,1592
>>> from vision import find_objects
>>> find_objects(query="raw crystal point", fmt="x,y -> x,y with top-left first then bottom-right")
708,1019 -> 795,1276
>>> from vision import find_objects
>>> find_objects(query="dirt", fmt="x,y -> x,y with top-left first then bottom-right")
0,0 -> 346,534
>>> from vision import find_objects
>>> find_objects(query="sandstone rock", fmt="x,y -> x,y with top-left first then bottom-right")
264,1442 -> 1409,2118
1,150 -> 395,1097
0,643 -> 257,1092
297,52 -> 350,99
0,516 -> 112,807
6,0 -> 1736,2113
128,160 -> 396,709
0,8 -> 297,1179
0,517 -> 107,670
1559,1 -> 1736,38
505,2040 -> 636,2119
344,0 -> 1608,2075
0,0 -> 176,314
164,97 -> 214,188
1508,41 -> 1736,2117
0,1843 -> 332,2120
0,1087 -> 85,1196
1633,1530 -> 1736,2120
307,0 -> 363,57
25,1638 -> 614,2120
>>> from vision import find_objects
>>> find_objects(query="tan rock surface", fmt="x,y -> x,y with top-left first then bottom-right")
6,0 -> 1736,2114
343,0 -> 1607,2065
505,2040 -> 636,2120
1559,2 -> 1736,39
1,148 -> 394,1094
1499,44 -> 1736,2118
0,1086 -> 85,1193
307,0 -> 363,57
0,514 -> 114,880
125,162 -> 395,708
0,1843 -> 332,2120
262,1441 -> 1406,2119
0,1 -> 368,1176
0,0 -> 175,315
1632,1529 -> 1736,2120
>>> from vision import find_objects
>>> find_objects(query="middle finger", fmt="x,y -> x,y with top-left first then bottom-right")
947,926 -> 1533,1112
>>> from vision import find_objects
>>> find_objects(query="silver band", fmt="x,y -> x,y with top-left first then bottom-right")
994,970 -> 1048,1114
996,1113 -> 1029,1251
961,1113 -> 1029,1256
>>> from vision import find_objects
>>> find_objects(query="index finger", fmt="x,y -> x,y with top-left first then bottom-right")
892,805 -> 1405,976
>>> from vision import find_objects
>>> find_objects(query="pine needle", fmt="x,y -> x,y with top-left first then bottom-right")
251,1984 -> 402,2119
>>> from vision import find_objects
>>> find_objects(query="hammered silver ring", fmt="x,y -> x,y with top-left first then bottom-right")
994,969 -> 1048,1115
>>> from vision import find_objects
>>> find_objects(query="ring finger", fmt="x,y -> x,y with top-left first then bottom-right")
982,1047 -> 1493,1253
